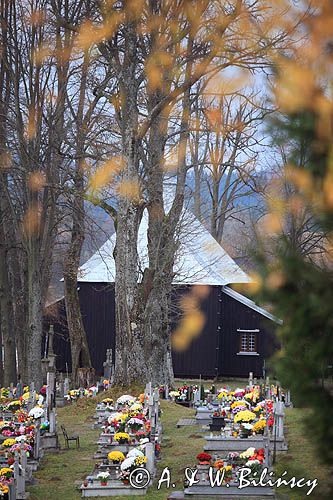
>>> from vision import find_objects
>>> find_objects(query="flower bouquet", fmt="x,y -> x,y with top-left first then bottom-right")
97,471 -> 110,486
108,451 -> 125,464
119,455 -> 147,484
0,468 -> 13,480
114,432 -> 130,445
240,422 -> 253,438
28,407 -> 44,419
116,395 -> 136,408
126,417 -> 144,432
101,398 -> 114,407
1,439 -> 16,449
234,410 -> 256,424
5,400 -> 21,412
252,419 -> 266,435
196,452 -> 212,465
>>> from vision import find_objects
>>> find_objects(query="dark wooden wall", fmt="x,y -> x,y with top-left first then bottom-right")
46,284 -> 277,379
218,292 -> 278,378
170,286 -> 220,378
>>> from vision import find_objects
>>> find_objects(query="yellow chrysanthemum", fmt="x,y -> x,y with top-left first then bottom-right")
252,420 -> 266,433
114,432 -> 130,442
108,451 -> 125,462
2,438 -> 16,448
234,410 -> 256,423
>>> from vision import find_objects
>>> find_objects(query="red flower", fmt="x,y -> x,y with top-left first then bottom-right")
196,452 -> 212,463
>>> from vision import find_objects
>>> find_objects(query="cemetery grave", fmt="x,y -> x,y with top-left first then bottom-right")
80,383 -> 161,497
0,375 -> 326,500
189,376 -> 289,455
0,376 -> 59,500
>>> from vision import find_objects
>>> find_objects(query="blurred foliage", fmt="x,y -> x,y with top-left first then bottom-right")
255,107 -> 333,471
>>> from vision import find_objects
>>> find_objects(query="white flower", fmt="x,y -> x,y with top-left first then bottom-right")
246,459 -> 260,467
97,472 -> 110,480
120,456 -> 136,471
242,423 -> 253,430
240,447 -> 256,459
127,448 -> 144,458
15,436 -> 27,443
129,403 -> 142,411
28,407 -> 44,419
107,412 -> 123,424
127,418 -> 143,427
117,395 -> 136,404
139,438 -> 149,445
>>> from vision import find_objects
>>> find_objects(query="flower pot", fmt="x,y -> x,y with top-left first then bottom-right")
122,479 -> 130,485
100,481 -> 107,486
197,463 -> 210,470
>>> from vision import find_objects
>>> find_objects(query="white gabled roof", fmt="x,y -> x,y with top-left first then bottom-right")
78,198 -> 251,286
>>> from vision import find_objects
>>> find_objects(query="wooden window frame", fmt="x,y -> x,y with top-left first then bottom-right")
238,330 -> 258,354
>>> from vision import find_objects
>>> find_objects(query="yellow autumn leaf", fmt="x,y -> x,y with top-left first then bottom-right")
116,179 -> 141,201
76,15 -> 122,51
28,172 -> 46,192
275,60 -> 316,113
88,158 -> 123,192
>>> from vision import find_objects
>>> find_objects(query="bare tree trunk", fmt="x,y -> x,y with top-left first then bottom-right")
11,251 -> 28,382
0,234 -> 17,385
63,50 -> 92,386
26,248 -> 43,389
113,20 -> 145,386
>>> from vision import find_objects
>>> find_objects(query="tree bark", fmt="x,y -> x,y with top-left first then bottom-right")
26,250 -> 43,390
113,18 -> 146,386
0,233 -> 17,386
63,49 -> 92,386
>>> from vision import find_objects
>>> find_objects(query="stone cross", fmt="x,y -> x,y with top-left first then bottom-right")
248,372 -> 254,388
14,450 -> 26,499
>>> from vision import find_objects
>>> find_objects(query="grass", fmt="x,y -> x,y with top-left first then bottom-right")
28,395 -> 203,500
274,408 -> 332,500
28,387 -> 332,500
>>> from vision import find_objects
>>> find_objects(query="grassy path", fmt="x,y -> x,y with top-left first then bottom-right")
28,397 -> 204,500
28,397 -> 331,500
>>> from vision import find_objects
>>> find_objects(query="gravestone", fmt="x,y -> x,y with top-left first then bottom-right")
64,377 -> 70,397
103,349 -> 113,380
14,450 -> 26,499
56,373 -> 65,407
145,442 -> 155,476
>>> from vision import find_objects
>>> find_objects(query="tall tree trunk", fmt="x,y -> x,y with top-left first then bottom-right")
113,20 -> 145,386
11,253 -> 28,383
63,51 -> 92,386
63,166 -> 92,385
0,236 -> 17,385
26,251 -> 43,389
